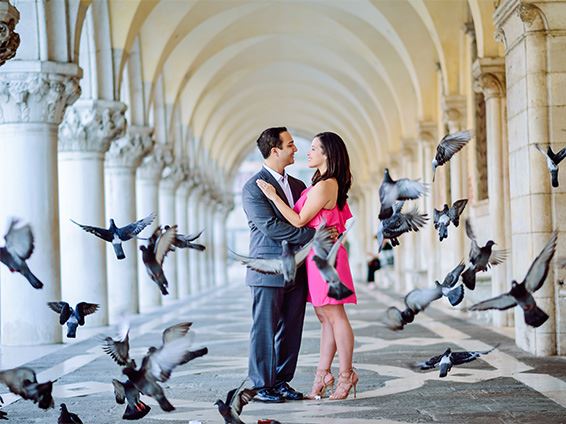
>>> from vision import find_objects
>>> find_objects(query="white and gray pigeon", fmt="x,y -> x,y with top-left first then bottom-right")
215,378 -> 257,424
432,130 -> 472,181
140,225 -> 177,295
0,367 -> 54,410
378,168 -> 428,220
377,201 -> 428,251
112,378 -> 151,420
433,199 -> 468,241
535,143 -> 566,188
71,212 -> 156,260
0,218 -> 43,289
383,306 -> 415,331
461,219 -> 507,290
417,344 -> 499,377
163,225 -> 206,251
468,232 -> 557,328
47,301 -> 100,338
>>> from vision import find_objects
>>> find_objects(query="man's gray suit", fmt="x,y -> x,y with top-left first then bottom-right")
242,167 -> 315,390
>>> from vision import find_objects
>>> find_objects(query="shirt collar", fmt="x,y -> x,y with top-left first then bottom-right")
263,164 -> 286,182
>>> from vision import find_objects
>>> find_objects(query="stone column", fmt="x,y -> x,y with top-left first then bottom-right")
58,99 -> 126,327
400,143 -> 417,291
473,58 -> 511,327
202,191 -> 216,290
136,143 -> 173,312
175,165 -> 191,298
187,182 -> 203,294
0,0 -> 20,67
105,126 -> 153,322
0,63 -> 81,345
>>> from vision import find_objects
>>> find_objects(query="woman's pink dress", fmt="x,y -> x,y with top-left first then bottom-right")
293,186 -> 357,307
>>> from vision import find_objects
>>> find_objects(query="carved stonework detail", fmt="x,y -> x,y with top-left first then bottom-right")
474,73 -> 506,100
518,3 -> 538,26
138,143 -> 174,181
59,100 -> 127,153
161,163 -> 186,190
441,96 -> 466,132
0,72 -> 81,124
106,126 -> 154,168
0,1 -> 20,67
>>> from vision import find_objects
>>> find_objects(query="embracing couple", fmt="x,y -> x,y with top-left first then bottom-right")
242,127 -> 358,403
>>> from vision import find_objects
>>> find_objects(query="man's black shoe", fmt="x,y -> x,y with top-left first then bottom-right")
274,382 -> 303,400
253,388 -> 285,403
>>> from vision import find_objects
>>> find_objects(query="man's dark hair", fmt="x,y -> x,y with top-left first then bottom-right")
256,127 -> 288,159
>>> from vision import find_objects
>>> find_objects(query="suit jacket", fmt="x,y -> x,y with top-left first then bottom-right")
242,167 -> 315,287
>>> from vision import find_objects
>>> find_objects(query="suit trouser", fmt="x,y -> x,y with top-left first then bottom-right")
248,281 -> 307,389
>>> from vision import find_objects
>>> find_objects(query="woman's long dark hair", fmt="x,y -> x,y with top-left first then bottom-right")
311,132 -> 352,210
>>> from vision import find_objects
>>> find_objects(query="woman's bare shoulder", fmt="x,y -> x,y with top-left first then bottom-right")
313,178 -> 338,191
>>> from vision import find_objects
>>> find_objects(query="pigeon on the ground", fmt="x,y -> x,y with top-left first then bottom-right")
140,225 -> 177,295
461,219 -> 507,290
71,212 -> 156,260
432,130 -> 472,181
0,367 -> 54,409
535,143 -> 566,187
377,201 -> 428,250
383,305 -> 415,331
112,378 -> 151,420
417,344 -> 499,377
164,226 -> 206,251
102,320 -> 136,368
215,379 -> 257,424
312,219 -> 355,300
468,232 -> 557,328
58,403 -> 83,424
433,199 -> 468,241
47,301 -> 99,338
0,218 -> 43,289
378,169 -> 428,220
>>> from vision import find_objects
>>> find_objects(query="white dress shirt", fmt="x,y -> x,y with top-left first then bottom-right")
263,164 -> 294,207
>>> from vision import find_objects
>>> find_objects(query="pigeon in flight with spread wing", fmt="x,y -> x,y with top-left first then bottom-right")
0,218 -> 43,289
102,319 -> 136,369
535,143 -> 566,188
48,301 -> 99,338
140,225 -> 177,295
383,305 -> 416,331
468,232 -> 557,328
163,226 -> 206,251
71,212 -> 156,260
432,130 -> 472,182
58,403 -> 83,424
433,199 -> 468,241
215,379 -> 257,424
377,201 -> 428,250
0,367 -> 54,409
417,344 -> 499,377
112,378 -> 151,420
378,168 -> 428,220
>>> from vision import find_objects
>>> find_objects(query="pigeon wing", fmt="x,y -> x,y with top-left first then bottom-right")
404,286 -> 442,311
465,220 -> 480,260
175,230 -> 204,245
148,337 -> 194,382
395,179 -> 428,201
70,220 -> 113,242
102,334 -> 130,366
112,379 -> 126,404
449,199 -> 468,223
400,208 -> 428,233
4,220 -> 34,260
468,293 -> 517,311
437,130 -> 471,163
433,208 -> 442,227
449,351 -> 480,366
162,322 -> 192,345
326,218 -> 355,267
488,249 -> 508,266
523,232 -> 557,293
232,388 -> 256,416
229,250 -> 283,275
293,239 -> 314,266
418,353 -> 443,370
554,146 -> 566,164
154,225 -> 177,265
48,302 -> 72,325
76,302 -> 99,325
119,212 -> 156,239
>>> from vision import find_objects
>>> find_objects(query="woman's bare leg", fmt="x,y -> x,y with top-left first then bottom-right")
314,306 -> 337,370
319,304 -> 354,372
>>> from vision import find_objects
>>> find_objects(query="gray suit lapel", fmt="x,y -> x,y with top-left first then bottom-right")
259,168 -> 290,207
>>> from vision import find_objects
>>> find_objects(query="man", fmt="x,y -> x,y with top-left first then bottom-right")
242,127 -> 315,403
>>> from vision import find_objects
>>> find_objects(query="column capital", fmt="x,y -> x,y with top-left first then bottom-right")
161,162 -> 186,190
401,138 -> 417,160
0,0 -> 20,67
441,95 -> 467,132
138,142 -> 173,181
472,57 -> 506,100
58,99 -> 127,154
105,125 -> 154,169
417,121 -> 437,145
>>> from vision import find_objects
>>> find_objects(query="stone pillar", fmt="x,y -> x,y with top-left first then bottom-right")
0,63 -> 81,345
473,58 -> 511,327
213,201 -> 226,287
187,183 -> 203,294
58,99 -> 126,327
136,143 -> 173,312
400,143 -> 417,291
495,0 -> 565,355
0,0 -> 20,67
175,166 -> 191,298
105,126 -> 153,322
203,192 -> 216,290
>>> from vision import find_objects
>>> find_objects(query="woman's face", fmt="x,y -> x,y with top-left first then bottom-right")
307,137 -> 326,168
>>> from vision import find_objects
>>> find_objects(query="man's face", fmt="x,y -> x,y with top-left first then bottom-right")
273,131 -> 298,167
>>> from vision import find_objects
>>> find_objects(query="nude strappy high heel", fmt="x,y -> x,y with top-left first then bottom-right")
329,368 -> 358,400
305,368 -> 335,399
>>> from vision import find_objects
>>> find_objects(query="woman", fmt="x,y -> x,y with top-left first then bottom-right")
256,131 -> 357,400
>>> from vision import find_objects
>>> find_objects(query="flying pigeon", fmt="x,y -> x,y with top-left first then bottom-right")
0,218 -> 43,289
140,225 -> 177,295
0,367 -> 54,409
102,319 -> 136,368
71,212 -> 156,260
47,301 -> 99,338
468,232 -> 557,328
535,143 -> 566,187
432,130 -> 472,181
461,219 -> 507,290
433,199 -> 468,241
58,403 -> 83,424
377,201 -> 428,250
404,281 -> 464,312
164,226 -> 206,251
112,378 -> 151,420
383,306 -> 415,331
215,379 -> 257,424
378,169 -> 428,220
417,344 -> 499,377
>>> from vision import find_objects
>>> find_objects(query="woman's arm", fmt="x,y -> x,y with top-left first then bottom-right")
256,179 -> 336,227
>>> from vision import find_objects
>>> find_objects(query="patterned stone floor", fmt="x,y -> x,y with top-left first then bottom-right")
1,277 -> 566,423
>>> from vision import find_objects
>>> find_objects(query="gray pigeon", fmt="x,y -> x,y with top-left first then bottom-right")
433,199 -> 468,241
71,212 -> 155,260
378,169 -> 428,219
535,143 -> 566,187
215,379 -> 257,424
405,281 -> 464,312
461,219 -> 507,290
112,378 -> 151,420
468,232 -> 557,328
432,130 -> 472,181
0,367 -> 54,409
58,403 -> 83,424
417,344 -> 499,377
47,301 -> 99,338
102,320 -> 136,368
377,201 -> 428,250
164,226 -> 206,251
0,218 -> 43,289
140,225 -> 177,295
383,306 -> 415,331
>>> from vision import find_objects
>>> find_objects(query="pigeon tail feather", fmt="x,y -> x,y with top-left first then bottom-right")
439,363 -> 450,378
157,396 -> 175,412
439,225 -> 448,242
327,282 -> 353,301
113,243 -> 126,260
551,169 -> 559,188
23,269 -> 43,289
446,285 -> 464,306
524,305 -> 549,328
461,268 -> 476,290
123,402 -> 151,420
